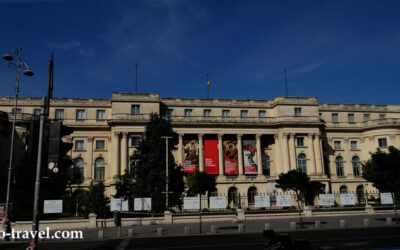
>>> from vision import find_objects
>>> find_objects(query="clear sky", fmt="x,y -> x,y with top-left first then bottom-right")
0,0 -> 399,104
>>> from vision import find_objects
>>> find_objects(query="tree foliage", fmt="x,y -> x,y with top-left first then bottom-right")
186,171 -> 217,196
73,182 -> 109,218
276,169 -> 310,202
131,113 -> 185,211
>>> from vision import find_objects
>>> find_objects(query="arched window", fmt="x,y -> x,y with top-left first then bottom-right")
262,155 -> 270,176
339,185 -> 348,194
335,156 -> 344,176
73,157 -> 84,181
129,154 -> 138,177
94,157 -> 105,180
297,153 -> 307,174
248,187 -> 257,205
352,156 -> 361,176
228,187 -> 238,208
356,185 -> 365,204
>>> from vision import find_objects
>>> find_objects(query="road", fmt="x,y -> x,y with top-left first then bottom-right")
1,226 -> 400,250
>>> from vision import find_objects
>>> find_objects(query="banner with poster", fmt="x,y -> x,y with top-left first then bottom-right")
209,196 -> 226,209
223,139 -> 238,175
134,198 -> 152,211
184,138 -> 199,173
43,200 -> 63,214
340,194 -> 355,206
110,198 -> 129,212
319,194 -> 335,206
255,195 -> 271,208
243,139 -> 257,174
184,197 -> 200,210
204,139 -> 219,175
380,193 -> 394,205
276,195 -> 292,207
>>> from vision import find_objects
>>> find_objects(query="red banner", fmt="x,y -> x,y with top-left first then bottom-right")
204,139 -> 219,175
223,139 -> 238,175
184,139 -> 199,173
243,139 -> 258,174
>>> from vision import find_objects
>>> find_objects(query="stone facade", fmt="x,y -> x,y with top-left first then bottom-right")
0,93 -> 399,197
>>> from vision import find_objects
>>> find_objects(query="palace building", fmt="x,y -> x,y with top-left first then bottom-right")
1,92 -> 399,197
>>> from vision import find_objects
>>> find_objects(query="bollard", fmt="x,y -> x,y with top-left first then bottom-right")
210,225 -> 217,234
157,227 -> 163,237
128,228 -> 134,238
264,223 -> 270,230
386,217 -> 392,225
98,230 -> 104,240
339,219 -> 346,228
184,226 -> 190,235
363,218 -> 370,227
315,220 -> 321,229
290,221 -> 296,230
238,223 -> 245,232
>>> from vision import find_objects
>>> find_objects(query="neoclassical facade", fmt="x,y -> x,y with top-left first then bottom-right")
1,93 -> 399,197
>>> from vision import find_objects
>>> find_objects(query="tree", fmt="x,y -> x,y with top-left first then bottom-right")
362,146 -> 400,223
74,182 -> 109,218
131,113 -> 185,212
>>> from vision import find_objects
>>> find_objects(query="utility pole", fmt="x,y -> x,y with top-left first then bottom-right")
161,136 -> 172,211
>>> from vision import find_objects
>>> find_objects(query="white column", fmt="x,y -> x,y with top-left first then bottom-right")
256,134 -> 263,175
121,132 -> 128,175
274,134 -> 283,176
289,133 -> 296,171
86,136 -> 93,181
218,134 -> 224,176
178,133 -> 183,166
112,131 -> 120,179
281,132 -> 290,173
308,133 -> 316,175
198,134 -> 204,172
314,133 -> 323,175
237,134 -> 243,175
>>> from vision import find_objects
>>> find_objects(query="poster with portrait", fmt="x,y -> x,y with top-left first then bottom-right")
204,139 -> 219,175
243,139 -> 257,174
223,139 -> 238,175
184,138 -> 199,173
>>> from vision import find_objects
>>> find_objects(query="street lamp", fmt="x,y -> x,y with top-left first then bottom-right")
1,48 -> 34,236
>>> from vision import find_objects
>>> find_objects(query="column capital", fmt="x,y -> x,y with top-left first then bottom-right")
113,131 -> 121,136
237,134 -> 243,139
218,133 -> 223,139
289,133 -> 295,139
178,133 -> 184,138
255,134 -> 261,139
122,132 -> 128,137
198,133 -> 204,138
283,132 -> 290,137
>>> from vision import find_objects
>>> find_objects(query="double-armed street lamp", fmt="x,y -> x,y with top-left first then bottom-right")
1,48 -> 34,235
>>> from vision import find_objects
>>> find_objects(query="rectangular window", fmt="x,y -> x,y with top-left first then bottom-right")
96,110 -> 106,120
184,109 -> 193,117
55,109 -> 64,119
12,108 -> 22,114
203,109 -> 211,117
364,114 -> 370,121
332,113 -> 338,123
296,137 -> 304,147
334,141 -> 341,150
294,108 -> 302,117
222,110 -> 230,117
240,110 -> 248,118
350,141 -> 357,150
165,109 -> 173,116
131,136 -> 141,147
76,110 -> 85,120
34,109 -> 41,116
348,113 -> 355,123
75,140 -> 84,150
258,110 -> 266,118
131,105 -> 140,115
378,138 -> 387,147
379,113 -> 386,120
95,140 -> 105,150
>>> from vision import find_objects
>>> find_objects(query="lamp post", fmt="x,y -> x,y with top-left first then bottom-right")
1,48 -> 34,236
161,136 -> 172,211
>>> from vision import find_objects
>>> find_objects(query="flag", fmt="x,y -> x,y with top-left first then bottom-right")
207,80 -> 210,87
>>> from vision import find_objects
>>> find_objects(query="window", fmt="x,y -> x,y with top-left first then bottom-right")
363,114 -> 370,121
378,138 -> 387,147
222,110 -> 230,117
339,185 -> 348,194
247,187 -> 257,205
294,108 -> 302,117
75,140 -> 84,150
73,157 -> 84,181
335,156 -> 344,176
131,136 -> 141,147
131,105 -> 140,115
297,153 -> 307,174
94,157 -> 105,180
352,156 -> 361,176
96,110 -> 105,120
55,109 -> 64,119
350,141 -> 358,150
334,141 -> 341,150
76,109 -> 85,120
332,113 -> 338,123
259,110 -> 266,118
240,110 -> 248,118
348,114 -> 355,123
184,109 -> 193,117
34,109 -> 41,116
262,155 -> 270,176
203,109 -> 211,117
12,108 -> 22,114
165,109 -> 173,116
296,137 -> 304,147
95,140 -> 105,150
379,113 -> 386,120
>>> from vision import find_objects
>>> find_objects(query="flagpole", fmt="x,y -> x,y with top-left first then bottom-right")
207,73 -> 209,99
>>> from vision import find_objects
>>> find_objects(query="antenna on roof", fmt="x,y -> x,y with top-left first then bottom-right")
284,67 -> 288,96
135,64 -> 138,93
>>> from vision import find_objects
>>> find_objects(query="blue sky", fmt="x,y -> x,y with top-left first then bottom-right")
0,0 -> 399,104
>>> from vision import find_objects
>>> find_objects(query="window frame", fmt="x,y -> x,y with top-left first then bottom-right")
130,136 -> 141,147
332,113 -> 339,123
294,107 -> 302,117
184,109 -> 193,117
297,153 -> 307,174
96,109 -> 106,120
55,109 -> 64,120
335,156 -> 344,177
203,109 -> 212,117
350,141 -> 358,150
258,110 -> 266,118
348,113 -> 355,123
131,105 -> 140,115
352,156 -> 361,176
94,157 -> 105,181
363,113 -> 370,122
240,110 -> 248,118
75,140 -> 85,150
76,109 -> 86,120
378,138 -> 387,147
73,157 -> 84,181
165,108 -> 173,117
334,140 -> 342,150
95,140 -> 105,150
222,109 -> 230,117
